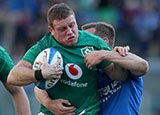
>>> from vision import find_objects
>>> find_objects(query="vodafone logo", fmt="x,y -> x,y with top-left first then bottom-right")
65,63 -> 82,80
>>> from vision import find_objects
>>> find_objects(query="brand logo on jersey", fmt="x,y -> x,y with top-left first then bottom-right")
81,47 -> 94,56
98,80 -> 122,103
65,63 -> 82,80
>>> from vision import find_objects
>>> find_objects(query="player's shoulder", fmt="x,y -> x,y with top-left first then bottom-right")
35,32 -> 55,49
0,46 -> 13,66
0,46 -> 6,63
0,46 -> 10,59
0,46 -> 6,54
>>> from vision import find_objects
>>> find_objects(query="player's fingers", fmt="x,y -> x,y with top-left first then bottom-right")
55,66 -> 64,72
63,106 -> 76,112
84,58 -> 92,69
62,106 -> 76,114
87,65 -> 92,69
126,45 -> 130,51
121,47 -> 125,56
113,46 -> 119,51
61,99 -> 71,105
58,67 -> 64,72
65,106 -> 76,110
85,62 -> 91,69
58,99 -> 76,114
51,74 -> 61,79
65,113 -> 75,115
51,67 -> 63,77
84,58 -> 88,66
53,59 -> 61,67
84,60 -> 88,67
126,46 -> 130,54
124,46 -> 130,56
114,46 -> 121,54
116,47 -> 124,56
84,55 -> 87,63
122,47 -> 127,56
124,47 -> 128,56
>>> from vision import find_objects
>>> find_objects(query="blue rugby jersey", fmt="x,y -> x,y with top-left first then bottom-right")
98,70 -> 143,115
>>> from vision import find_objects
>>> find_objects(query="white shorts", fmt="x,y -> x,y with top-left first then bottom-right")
38,112 -> 46,115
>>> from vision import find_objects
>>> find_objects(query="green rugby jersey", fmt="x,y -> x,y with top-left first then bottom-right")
0,46 -> 14,83
23,30 -> 111,115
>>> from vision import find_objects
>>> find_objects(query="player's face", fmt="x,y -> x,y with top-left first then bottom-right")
49,15 -> 79,46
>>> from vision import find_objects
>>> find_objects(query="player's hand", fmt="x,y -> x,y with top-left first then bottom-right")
41,56 -> 64,79
113,46 -> 130,57
84,50 -> 104,69
45,99 -> 76,115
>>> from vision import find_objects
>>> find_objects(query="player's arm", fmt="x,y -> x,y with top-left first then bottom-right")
7,60 -> 37,85
8,58 -> 63,86
84,50 -> 148,80
4,83 -> 31,115
101,50 -> 148,76
34,86 -> 76,115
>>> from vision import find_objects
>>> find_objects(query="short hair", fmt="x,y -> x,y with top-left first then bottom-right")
47,3 -> 75,27
81,22 -> 115,48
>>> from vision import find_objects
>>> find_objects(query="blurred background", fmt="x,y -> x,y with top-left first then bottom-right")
0,0 -> 160,115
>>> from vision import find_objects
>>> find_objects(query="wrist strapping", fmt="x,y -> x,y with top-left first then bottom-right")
35,70 -> 44,81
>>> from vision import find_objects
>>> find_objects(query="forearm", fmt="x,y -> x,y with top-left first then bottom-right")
34,86 -> 76,114
102,50 -> 149,76
4,83 -> 31,115
104,63 -> 128,81
12,87 -> 31,115
7,60 -> 37,86
34,86 -> 51,107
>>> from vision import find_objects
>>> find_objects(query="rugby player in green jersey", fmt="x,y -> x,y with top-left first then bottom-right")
34,21 -> 148,115
7,3 -> 147,115
0,46 -> 30,115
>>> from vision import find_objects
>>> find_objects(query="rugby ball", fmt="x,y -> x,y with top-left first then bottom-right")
33,47 -> 63,90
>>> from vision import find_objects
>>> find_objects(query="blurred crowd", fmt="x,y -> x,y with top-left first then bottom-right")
0,0 -> 160,63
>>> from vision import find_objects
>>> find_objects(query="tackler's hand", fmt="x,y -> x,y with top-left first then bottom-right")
113,46 -> 130,57
46,99 -> 76,115
84,50 -> 105,69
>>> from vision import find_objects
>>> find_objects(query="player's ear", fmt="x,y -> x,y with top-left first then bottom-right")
48,26 -> 55,36
103,37 -> 109,45
48,26 -> 53,32
48,26 -> 53,31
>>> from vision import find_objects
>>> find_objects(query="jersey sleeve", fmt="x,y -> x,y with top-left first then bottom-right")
129,72 -> 143,80
0,51 -> 14,83
128,72 -> 143,89
22,43 -> 42,65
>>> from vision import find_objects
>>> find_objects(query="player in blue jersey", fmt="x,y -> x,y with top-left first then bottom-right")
34,22 -> 148,115
82,22 -> 149,115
